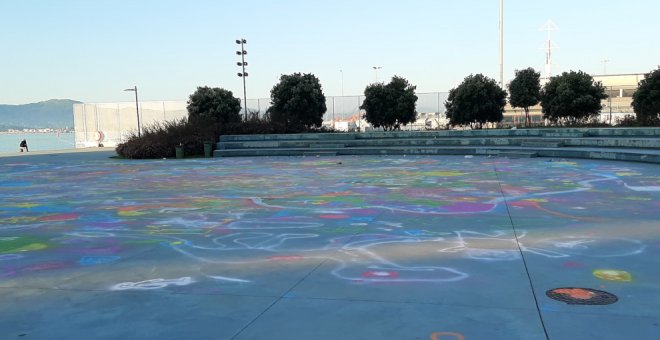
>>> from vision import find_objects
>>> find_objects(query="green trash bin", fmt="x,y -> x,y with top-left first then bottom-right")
175,146 -> 184,159
204,142 -> 213,158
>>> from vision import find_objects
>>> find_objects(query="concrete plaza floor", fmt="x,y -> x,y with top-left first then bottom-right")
0,151 -> 658,339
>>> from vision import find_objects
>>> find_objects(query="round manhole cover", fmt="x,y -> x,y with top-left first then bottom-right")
546,287 -> 618,305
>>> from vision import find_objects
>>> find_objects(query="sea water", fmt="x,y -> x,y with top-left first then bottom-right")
0,132 -> 75,154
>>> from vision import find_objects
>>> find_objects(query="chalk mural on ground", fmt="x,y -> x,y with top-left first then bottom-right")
0,156 -> 656,290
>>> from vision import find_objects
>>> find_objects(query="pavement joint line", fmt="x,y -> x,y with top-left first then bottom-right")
493,162 -> 551,340
229,260 -> 328,340
278,295 -> 541,311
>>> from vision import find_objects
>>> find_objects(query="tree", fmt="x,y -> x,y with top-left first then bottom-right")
361,76 -> 418,131
509,67 -> 541,126
445,74 -> 507,129
267,73 -> 326,131
187,86 -> 242,125
632,66 -> 660,123
540,71 -> 607,125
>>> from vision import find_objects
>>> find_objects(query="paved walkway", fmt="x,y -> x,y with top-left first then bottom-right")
0,151 -> 658,339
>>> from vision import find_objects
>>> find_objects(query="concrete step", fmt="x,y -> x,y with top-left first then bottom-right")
214,146 -> 660,163
302,151 -> 338,157
309,143 -> 345,148
520,140 -> 564,148
497,151 -> 538,158
218,128 -> 660,143
542,132 -> 584,138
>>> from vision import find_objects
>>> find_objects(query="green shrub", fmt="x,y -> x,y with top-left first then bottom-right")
116,113 -> 336,159
616,114 -> 660,127
116,118 -> 219,159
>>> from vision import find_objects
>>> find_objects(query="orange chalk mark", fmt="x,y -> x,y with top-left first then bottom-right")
430,332 -> 465,340
513,200 -> 601,221
552,288 -> 594,300
39,213 -> 79,222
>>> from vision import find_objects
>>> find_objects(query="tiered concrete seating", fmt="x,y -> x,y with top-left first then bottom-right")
215,128 -> 660,163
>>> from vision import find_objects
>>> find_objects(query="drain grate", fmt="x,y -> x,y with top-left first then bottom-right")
546,287 -> 618,305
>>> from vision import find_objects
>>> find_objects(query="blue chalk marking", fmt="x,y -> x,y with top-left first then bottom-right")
78,256 -> 121,266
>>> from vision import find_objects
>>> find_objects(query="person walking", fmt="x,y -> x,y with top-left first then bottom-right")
19,139 -> 28,152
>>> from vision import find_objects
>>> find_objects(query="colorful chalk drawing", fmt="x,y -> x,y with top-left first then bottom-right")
111,277 -> 195,290
593,269 -> 632,282
0,156 -> 657,291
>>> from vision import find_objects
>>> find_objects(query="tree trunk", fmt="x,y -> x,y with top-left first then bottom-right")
524,107 -> 530,127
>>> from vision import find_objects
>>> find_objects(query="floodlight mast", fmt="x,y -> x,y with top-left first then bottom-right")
236,38 -> 248,120
372,66 -> 382,82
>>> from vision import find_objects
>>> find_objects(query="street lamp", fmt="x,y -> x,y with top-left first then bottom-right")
372,66 -> 382,82
236,38 -> 248,120
123,86 -> 140,137
499,0 -> 504,88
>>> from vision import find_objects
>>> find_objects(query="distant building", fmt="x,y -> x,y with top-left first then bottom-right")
502,73 -> 643,126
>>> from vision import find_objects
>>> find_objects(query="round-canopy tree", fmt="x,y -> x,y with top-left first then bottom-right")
509,67 -> 541,126
632,67 -> 660,123
540,71 -> 607,125
445,74 -> 507,129
361,76 -> 418,131
187,86 -> 242,125
267,73 -> 326,131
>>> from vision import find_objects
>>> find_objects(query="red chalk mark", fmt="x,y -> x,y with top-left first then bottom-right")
210,227 -> 232,234
430,332 -> 465,340
552,288 -> 595,300
23,262 -> 71,272
562,261 -> 583,268
362,270 -> 399,279
268,255 -> 304,261
39,213 -> 79,222
319,214 -> 350,219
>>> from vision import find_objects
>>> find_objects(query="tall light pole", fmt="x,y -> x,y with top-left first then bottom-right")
338,69 -> 345,129
236,38 -> 248,120
123,86 -> 140,137
372,66 -> 382,83
499,0 -> 504,88
340,69 -> 344,96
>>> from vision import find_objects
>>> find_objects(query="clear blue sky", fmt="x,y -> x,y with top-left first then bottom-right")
1,0 -> 659,104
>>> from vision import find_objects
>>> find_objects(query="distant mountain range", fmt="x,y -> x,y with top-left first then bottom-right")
0,99 -> 79,130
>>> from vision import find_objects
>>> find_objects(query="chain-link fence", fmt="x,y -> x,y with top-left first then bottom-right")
73,89 -> 633,147
74,93 -> 451,147
73,101 -> 187,147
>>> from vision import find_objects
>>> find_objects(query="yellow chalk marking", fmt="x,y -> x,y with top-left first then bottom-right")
118,210 -> 146,217
525,198 -> 548,203
593,269 -> 632,282
423,171 -> 465,177
18,243 -> 48,252
616,172 -> 640,176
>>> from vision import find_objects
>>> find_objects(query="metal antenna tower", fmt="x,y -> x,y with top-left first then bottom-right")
540,19 -> 559,79
601,59 -> 610,75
